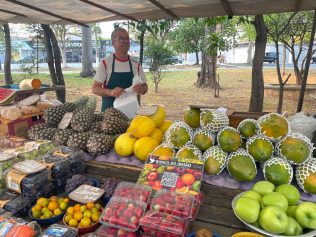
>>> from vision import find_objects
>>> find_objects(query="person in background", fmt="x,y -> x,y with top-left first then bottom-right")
92,27 -> 148,111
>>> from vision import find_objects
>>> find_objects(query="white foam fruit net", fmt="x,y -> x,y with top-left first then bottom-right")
202,145 -> 228,176
275,133 -> 314,165
246,134 -> 274,162
193,128 -> 216,146
150,143 -> 176,157
296,158 -> 316,193
176,144 -> 203,160
237,118 -> 259,139
257,113 -> 290,141
227,148 -> 257,178
263,156 -> 293,184
200,109 -> 229,132
164,120 -> 193,149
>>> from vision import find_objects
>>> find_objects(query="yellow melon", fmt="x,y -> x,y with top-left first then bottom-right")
126,126 -> 132,133
114,133 -> 137,156
150,106 -> 166,127
149,128 -> 163,144
134,137 -> 159,162
130,116 -> 155,138
159,120 -> 173,133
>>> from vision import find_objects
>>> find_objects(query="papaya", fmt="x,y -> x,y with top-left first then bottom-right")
151,144 -> 175,161
237,119 -> 257,138
176,144 -> 202,160
203,146 -> 227,176
258,113 -> 289,140
217,127 -> 241,152
247,135 -> 273,162
263,157 -> 293,185
165,121 -> 193,149
184,107 -> 200,128
193,129 -> 215,152
296,159 -> 316,194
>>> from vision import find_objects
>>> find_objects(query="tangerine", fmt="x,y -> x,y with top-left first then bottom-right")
181,173 -> 195,185
48,202 -> 59,211
74,211 -> 83,221
68,219 -> 78,227
74,204 -> 81,212
65,214 -> 73,223
54,208 -> 62,216
91,213 -> 100,222
80,217 -> 91,227
59,202 -> 68,211
32,210 -> 41,218
86,202 -> 94,210
63,198 -> 70,203
67,207 -> 75,215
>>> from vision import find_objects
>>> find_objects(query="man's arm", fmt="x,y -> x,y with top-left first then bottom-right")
132,82 -> 148,95
91,81 -> 124,97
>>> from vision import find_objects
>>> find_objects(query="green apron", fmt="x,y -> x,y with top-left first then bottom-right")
102,55 -> 134,111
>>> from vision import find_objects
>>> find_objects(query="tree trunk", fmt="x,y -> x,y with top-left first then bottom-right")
297,10 -> 316,112
61,48 -> 67,68
42,24 -> 66,102
139,29 -> 145,64
247,41 -> 253,64
275,41 -> 284,113
292,53 -> 301,85
195,51 -> 199,65
282,43 -> 286,76
249,15 -> 267,112
3,24 -> 13,84
95,31 -> 99,65
80,26 -> 94,77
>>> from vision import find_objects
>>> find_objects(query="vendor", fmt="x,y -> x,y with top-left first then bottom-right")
92,27 -> 148,111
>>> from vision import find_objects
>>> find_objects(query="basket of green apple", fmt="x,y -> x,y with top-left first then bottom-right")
232,181 -> 316,237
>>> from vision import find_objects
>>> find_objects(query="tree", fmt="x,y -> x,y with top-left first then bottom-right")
144,37 -> 173,92
3,24 -> 12,84
249,15 -> 267,112
169,18 -> 205,65
41,24 -> 66,102
92,23 -> 101,64
80,25 -> 94,77
239,20 -> 256,64
279,11 -> 315,85
197,17 -> 236,88
265,13 -> 298,113
51,25 -> 74,68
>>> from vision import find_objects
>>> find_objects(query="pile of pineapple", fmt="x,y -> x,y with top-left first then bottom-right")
28,96 -> 129,155
114,106 -> 172,162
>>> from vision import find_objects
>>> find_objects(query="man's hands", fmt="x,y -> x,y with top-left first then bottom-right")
133,83 -> 148,95
111,87 -> 125,97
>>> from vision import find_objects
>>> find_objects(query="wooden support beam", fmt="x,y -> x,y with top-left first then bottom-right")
147,0 -> 179,19
5,0 -> 89,27
220,0 -> 233,17
79,0 -> 139,22
0,9 -> 27,18
295,0 -> 302,11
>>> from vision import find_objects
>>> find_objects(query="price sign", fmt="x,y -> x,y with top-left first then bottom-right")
68,184 -> 105,204
13,160 -> 46,174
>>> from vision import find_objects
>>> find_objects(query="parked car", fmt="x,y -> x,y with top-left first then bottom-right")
263,52 -> 277,63
164,56 -> 180,65
66,54 -> 80,63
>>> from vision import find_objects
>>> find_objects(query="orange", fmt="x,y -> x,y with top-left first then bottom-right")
63,198 -> 70,203
83,210 -> 92,218
65,214 -> 73,223
74,211 -> 83,221
67,207 -> 75,215
86,202 -> 94,210
48,202 -> 59,211
80,205 -> 87,212
50,196 -> 58,202
181,173 -> 195,185
32,205 -> 42,212
80,217 -> 91,227
41,207 -> 49,214
74,204 -> 81,212
37,198 -> 49,208
91,213 -> 100,222
59,202 -> 68,211
54,208 -> 62,216
68,219 -> 78,227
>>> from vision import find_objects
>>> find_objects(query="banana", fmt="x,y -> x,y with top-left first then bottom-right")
231,232 -> 265,237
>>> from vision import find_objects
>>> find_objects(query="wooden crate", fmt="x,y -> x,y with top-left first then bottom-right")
228,111 -> 268,128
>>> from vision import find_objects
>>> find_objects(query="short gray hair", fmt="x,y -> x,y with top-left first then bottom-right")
111,27 -> 128,42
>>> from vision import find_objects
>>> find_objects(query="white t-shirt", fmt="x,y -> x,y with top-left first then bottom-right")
94,54 -> 147,85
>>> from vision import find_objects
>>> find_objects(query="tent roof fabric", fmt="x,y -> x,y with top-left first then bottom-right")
0,0 -> 316,25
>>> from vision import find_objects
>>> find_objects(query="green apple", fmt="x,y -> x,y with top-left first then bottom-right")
261,192 -> 288,211
252,181 -> 275,196
259,206 -> 288,234
286,205 -> 298,218
235,197 -> 260,223
275,184 -> 300,205
284,217 -> 303,236
241,190 -> 262,203
295,201 -> 316,229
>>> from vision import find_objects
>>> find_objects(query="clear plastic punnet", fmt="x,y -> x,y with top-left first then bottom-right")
100,196 -> 147,232
190,191 -> 204,220
0,136 -> 28,148
2,193 -> 36,217
94,225 -> 137,237
40,224 -> 78,237
139,210 -> 188,237
15,148 -> 41,161
0,152 -> 21,193
24,140 -> 56,155
150,190 -> 194,219
113,182 -> 152,204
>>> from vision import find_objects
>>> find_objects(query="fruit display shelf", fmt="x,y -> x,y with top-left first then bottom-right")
85,160 -> 253,236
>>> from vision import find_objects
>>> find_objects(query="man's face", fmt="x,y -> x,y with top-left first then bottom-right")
112,30 -> 130,54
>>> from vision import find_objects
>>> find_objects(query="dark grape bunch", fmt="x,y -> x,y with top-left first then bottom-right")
65,174 -> 94,194
101,177 -> 119,198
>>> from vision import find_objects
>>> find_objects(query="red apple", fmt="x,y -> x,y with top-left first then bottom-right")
147,172 -> 158,181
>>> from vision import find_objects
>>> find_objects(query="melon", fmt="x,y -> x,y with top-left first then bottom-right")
114,133 -> 137,157
134,136 -> 159,162
149,105 -> 166,127
130,116 -> 156,138
149,128 -> 163,144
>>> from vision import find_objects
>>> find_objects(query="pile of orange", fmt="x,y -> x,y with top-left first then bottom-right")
31,196 -> 69,219
64,202 -> 102,228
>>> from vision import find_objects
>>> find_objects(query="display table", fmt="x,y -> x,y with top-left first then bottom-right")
85,160 -> 247,236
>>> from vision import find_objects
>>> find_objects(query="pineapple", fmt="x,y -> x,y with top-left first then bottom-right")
52,129 -> 74,145
93,112 -> 105,122
28,127 -> 58,140
71,108 -> 94,132
91,121 -> 103,133
101,116 -> 129,135
104,108 -> 129,122
43,103 -> 76,126
67,132 -> 91,150
86,134 -> 115,155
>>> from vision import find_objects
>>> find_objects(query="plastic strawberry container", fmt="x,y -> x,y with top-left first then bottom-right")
113,182 -> 152,204
40,224 -> 78,237
139,210 -> 188,237
151,190 -> 194,219
100,196 -> 147,232
190,192 -> 204,220
94,225 -> 138,237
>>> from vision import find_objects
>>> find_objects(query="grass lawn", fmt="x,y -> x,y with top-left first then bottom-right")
1,66 -> 316,120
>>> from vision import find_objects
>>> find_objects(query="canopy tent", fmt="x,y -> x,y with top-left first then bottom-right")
0,0 -> 316,26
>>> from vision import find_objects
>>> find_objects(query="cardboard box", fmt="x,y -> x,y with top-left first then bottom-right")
0,113 -> 44,138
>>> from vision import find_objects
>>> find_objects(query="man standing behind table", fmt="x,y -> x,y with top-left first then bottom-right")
92,27 -> 148,112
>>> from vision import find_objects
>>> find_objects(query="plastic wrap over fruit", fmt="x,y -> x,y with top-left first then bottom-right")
263,157 -> 293,185
275,133 -> 314,165
113,182 -> 152,204
237,118 -> 258,139
200,109 -> 229,132
246,135 -> 274,162
202,146 -> 228,176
